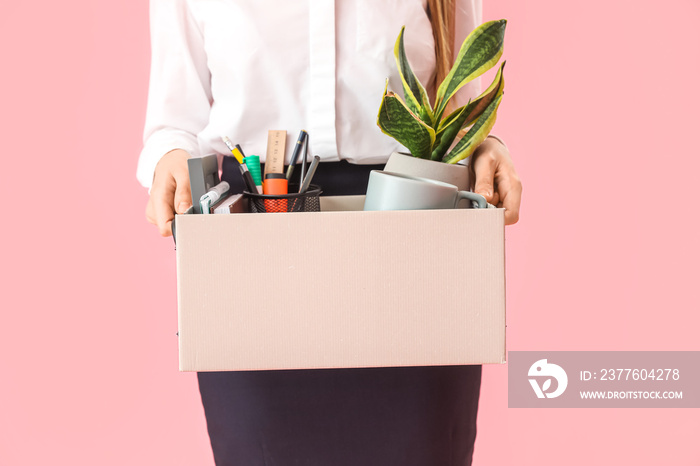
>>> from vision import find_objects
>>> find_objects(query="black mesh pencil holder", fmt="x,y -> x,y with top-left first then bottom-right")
244,184 -> 322,213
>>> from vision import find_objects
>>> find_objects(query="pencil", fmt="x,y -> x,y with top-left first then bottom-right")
222,136 -> 244,164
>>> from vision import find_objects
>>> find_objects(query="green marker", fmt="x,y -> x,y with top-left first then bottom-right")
243,155 -> 263,193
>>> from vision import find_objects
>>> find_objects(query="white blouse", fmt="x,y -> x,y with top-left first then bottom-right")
137,0 -> 482,188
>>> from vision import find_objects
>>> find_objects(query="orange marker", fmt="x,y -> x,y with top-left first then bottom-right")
263,173 -> 288,212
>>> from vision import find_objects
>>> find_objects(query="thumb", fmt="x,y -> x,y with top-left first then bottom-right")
173,177 -> 192,214
472,153 -> 497,204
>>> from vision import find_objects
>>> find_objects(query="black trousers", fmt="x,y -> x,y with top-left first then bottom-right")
198,161 -> 483,466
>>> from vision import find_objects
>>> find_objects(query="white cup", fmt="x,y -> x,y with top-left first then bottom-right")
363,171 -> 487,211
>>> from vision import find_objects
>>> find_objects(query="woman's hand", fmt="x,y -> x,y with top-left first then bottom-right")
470,137 -> 522,225
146,149 -> 192,236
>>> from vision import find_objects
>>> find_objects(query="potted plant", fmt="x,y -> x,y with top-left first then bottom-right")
378,19 -> 506,191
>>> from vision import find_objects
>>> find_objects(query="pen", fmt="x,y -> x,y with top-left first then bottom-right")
200,181 -> 230,214
239,164 -> 259,194
299,155 -> 320,193
243,155 -> 264,194
221,136 -> 244,164
235,144 -> 247,159
285,130 -> 308,181
299,134 -> 309,187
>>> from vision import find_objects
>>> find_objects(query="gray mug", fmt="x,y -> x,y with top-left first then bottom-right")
364,170 -> 487,211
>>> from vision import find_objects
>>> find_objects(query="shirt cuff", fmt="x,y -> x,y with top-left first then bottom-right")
487,134 -> 509,151
137,129 -> 200,189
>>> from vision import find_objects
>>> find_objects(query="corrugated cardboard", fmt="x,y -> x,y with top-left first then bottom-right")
175,195 -> 505,371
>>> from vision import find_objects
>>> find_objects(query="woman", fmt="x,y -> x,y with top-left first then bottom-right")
138,1 -> 521,464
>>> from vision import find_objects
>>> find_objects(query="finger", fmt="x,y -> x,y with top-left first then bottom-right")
153,194 -> 175,236
146,198 -> 157,225
149,179 -> 176,236
497,173 -> 522,225
146,176 -> 174,235
491,190 -> 500,207
173,172 -> 193,214
472,153 -> 497,204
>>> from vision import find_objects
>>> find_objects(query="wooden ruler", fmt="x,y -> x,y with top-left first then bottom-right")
264,130 -> 287,177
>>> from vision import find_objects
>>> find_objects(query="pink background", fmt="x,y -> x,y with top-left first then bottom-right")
1,0 -> 698,464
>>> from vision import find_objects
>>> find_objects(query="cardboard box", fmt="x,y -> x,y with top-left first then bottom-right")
175,195 -> 505,371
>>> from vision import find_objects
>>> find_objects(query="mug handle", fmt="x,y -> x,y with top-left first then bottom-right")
455,191 -> 488,209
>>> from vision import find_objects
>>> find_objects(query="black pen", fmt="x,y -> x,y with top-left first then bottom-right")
286,130 -> 308,181
239,164 -> 258,193
299,134 -> 309,186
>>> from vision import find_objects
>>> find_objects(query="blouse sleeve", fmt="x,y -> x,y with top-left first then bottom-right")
136,0 -> 212,189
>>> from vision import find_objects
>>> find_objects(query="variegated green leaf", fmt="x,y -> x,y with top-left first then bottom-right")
436,99 -> 470,136
438,61 -> 505,132
432,62 -> 505,161
394,26 -> 434,126
442,94 -> 502,164
434,20 -> 506,121
430,103 -> 471,161
377,82 -> 436,159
